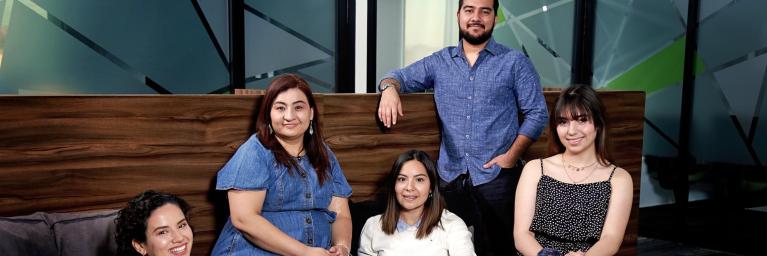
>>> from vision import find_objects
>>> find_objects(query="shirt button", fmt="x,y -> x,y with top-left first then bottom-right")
466,115 -> 470,119
300,172 -> 307,178
469,76 -> 474,81
465,153 -> 469,157
308,239 -> 313,244
465,134 -> 470,138
306,217 -> 312,224
305,193 -> 311,199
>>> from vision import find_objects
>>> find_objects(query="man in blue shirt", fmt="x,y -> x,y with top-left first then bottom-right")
377,0 -> 548,254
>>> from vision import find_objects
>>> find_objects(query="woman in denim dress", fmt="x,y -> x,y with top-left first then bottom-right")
212,74 -> 353,256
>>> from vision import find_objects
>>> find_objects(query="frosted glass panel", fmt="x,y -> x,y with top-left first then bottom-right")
692,0 -> 767,165
499,0 -> 573,87
244,0 -> 336,92
0,0 -> 229,94
593,0 -> 684,87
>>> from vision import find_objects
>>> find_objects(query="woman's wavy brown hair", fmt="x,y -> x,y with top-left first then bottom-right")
254,73 -> 331,185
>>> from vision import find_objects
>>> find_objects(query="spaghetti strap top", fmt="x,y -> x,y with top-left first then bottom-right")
529,158 -> 614,253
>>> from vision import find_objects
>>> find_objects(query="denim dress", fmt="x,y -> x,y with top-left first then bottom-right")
211,135 -> 353,255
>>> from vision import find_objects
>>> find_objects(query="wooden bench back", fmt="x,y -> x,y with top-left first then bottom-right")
0,91 -> 643,255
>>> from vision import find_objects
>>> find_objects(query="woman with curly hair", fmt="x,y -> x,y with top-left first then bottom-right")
115,190 -> 193,256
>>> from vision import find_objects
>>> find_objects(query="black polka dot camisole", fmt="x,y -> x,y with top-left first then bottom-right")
529,159 -> 616,253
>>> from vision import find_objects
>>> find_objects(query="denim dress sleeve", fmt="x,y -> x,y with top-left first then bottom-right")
216,134 -> 272,191
326,147 -> 352,198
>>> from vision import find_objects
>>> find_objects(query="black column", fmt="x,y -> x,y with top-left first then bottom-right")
675,0 -> 701,241
336,0 -> 356,93
571,0 -> 596,86
229,0 -> 245,91
366,0 -> 377,93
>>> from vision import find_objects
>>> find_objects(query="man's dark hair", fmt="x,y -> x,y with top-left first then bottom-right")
459,0 -> 499,15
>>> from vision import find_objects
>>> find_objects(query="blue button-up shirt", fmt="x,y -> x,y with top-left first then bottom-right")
383,38 -> 548,186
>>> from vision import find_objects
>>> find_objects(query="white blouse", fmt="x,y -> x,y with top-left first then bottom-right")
358,210 -> 476,256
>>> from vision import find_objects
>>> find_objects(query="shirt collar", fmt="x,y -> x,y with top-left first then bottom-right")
452,37 -> 499,58
396,218 -> 421,232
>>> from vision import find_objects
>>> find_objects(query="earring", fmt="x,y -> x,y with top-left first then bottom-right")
309,120 -> 314,135
268,124 -> 273,134
429,192 -> 433,198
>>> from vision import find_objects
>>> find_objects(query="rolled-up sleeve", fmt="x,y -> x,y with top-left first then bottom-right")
513,55 -> 548,140
380,53 -> 438,93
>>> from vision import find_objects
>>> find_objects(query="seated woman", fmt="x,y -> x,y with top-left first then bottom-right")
514,85 -> 633,256
212,74 -> 353,256
358,150 -> 475,256
115,190 -> 193,256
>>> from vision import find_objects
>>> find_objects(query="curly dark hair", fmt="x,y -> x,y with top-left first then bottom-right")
114,190 -> 192,256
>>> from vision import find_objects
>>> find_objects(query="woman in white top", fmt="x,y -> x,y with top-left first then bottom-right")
358,150 -> 476,256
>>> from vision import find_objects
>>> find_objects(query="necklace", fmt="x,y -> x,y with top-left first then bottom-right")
561,154 -> 598,172
561,155 -> 599,184
292,147 -> 306,159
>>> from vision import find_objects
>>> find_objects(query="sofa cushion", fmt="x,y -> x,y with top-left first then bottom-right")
0,212 -> 58,256
48,209 -> 119,256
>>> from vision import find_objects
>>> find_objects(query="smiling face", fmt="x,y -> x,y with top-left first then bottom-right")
270,88 -> 314,142
132,204 -> 193,256
395,160 -> 432,217
457,0 -> 496,45
556,110 -> 597,156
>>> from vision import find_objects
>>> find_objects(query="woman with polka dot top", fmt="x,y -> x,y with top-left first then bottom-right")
513,85 -> 633,256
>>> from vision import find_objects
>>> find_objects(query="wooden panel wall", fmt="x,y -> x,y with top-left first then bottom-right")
0,91 -> 643,255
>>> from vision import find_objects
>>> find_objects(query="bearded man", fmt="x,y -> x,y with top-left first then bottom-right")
376,0 -> 548,255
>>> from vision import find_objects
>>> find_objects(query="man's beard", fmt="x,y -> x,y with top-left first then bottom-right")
460,24 -> 493,45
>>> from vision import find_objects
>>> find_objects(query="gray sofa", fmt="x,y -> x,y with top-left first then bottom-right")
0,209 -> 118,256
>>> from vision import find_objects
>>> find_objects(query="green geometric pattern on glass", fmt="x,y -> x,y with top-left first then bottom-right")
496,8 -> 506,25
606,37 -> 705,94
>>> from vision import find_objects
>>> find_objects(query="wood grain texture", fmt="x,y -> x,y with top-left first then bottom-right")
0,95 -> 259,256
0,91 -> 643,255
318,94 -> 441,203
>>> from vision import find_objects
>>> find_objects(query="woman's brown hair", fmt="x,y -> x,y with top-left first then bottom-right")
548,84 -> 612,166
380,150 -> 446,239
254,73 -> 330,184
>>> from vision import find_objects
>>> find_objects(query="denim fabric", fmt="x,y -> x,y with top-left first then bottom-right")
383,38 -> 548,186
211,135 -> 352,255
537,247 -> 563,256
395,218 -> 421,233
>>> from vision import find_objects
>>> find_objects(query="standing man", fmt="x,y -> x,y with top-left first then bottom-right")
376,0 -> 548,255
